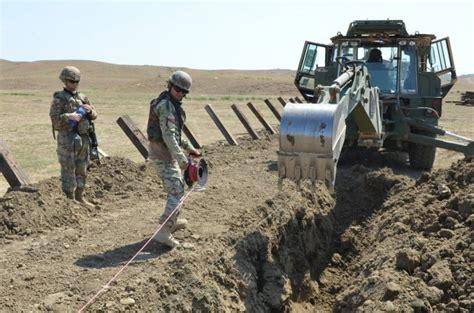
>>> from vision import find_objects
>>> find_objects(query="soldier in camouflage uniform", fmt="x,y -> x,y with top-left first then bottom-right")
147,71 -> 200,248
49,66 -> 97,207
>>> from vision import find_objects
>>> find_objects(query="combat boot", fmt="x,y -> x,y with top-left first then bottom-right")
153,222 -> 180,248
170,218 -> 188,233
74,188 -> 95,208
65,191 -> 75,200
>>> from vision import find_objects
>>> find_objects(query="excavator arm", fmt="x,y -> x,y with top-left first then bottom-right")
278,62 -> 383,190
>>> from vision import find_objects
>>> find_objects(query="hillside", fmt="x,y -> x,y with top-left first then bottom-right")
0,59 -> 298,95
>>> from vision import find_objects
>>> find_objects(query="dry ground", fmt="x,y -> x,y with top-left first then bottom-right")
0,135 -> 472,312
0,60 -> 473,312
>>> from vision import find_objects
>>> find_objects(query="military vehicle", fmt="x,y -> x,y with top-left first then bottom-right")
278,20 -> 473,189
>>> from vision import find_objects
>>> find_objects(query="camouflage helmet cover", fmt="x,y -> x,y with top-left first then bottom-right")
59,66 -> 81,82
169,70 -> 192,92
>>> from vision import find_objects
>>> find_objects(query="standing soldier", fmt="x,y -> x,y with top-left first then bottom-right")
49,66 -> 97,207
147,70 -> 200,248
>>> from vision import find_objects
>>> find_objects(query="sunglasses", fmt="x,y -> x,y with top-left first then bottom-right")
174,85 -> 188,95
67,79 -> 80,84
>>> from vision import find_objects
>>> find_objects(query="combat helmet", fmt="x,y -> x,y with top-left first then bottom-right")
169,70 -> 192,92
59,66 -> 81,83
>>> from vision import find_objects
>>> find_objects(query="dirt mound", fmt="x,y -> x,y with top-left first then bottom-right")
0,157 -> 162,240
333,159 -> 473,312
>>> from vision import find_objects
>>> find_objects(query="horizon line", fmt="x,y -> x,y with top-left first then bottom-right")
0,58 -> 296,72
2,58 -> 474,76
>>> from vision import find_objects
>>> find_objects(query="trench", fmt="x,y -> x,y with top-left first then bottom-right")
232,165 -> 406,312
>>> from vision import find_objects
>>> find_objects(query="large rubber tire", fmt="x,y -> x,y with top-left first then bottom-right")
408,141 -> 436,170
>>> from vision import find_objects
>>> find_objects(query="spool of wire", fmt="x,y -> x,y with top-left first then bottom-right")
184,158 -> 208,189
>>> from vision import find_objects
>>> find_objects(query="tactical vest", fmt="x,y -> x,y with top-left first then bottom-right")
53,89 -> 91,135
147,91 -> 185,144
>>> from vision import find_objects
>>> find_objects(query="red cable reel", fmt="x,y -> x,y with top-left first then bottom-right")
183,157 -> 208,188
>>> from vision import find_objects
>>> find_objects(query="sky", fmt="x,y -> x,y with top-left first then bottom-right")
1,0 -> 473,74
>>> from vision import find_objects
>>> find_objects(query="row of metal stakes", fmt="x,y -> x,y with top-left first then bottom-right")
0,96 -> 304,189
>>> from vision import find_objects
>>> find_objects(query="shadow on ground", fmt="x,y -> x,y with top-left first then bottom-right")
75,239 -> 171,269
265,160 -> 278,172
339,147 -> 424,180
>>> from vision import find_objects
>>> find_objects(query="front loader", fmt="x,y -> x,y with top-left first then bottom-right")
278,20 -> 473,190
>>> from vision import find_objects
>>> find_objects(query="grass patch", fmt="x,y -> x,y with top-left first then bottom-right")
189,96 -> 217,101
0,92 -> 36,96
218,95 -> 265,102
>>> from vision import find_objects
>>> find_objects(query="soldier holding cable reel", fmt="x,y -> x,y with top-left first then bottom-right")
147,70 -> 207,248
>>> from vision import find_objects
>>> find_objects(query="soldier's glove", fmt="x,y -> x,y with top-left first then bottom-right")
81,104 -> 93,113
67,107 -> 87,128
189,149 -> 201,158
178,158 -> 189,170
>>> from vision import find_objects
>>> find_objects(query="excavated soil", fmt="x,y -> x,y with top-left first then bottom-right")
0,135 -> 472,312
0,158 -> 163,239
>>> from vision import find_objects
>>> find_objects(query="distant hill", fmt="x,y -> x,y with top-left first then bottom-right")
0,59 -> 298,95
1,59 -> 472,95
458,74 -> 474,87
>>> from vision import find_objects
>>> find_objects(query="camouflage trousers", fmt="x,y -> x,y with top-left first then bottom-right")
57,134 -> 90,195
152,159 -> 185,226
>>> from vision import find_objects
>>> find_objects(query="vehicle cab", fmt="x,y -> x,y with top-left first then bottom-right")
295,20 -> 457,120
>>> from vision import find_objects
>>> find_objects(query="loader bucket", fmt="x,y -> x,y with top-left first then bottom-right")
278,102 -> 347,191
